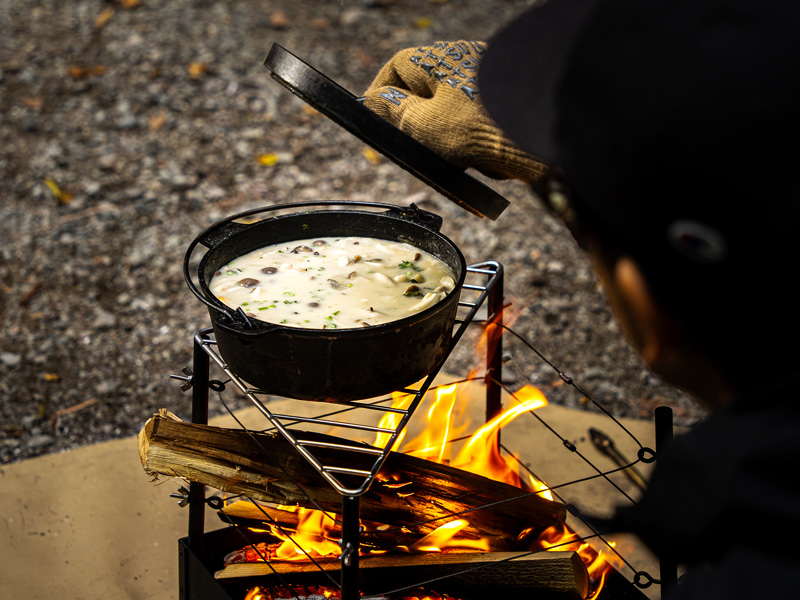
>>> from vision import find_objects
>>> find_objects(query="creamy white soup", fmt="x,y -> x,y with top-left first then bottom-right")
209,236 -> 457,329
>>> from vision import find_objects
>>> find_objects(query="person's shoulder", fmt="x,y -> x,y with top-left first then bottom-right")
666,545 -> 800,600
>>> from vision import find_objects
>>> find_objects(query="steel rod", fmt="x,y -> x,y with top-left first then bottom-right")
295,440 -> 384,455
323,466 -> 373,477
190,262 -> 501,498
485,263 -> 504,424
655,405 -> 677,594
336,402 -> 411,415
340,495 -> 361,600
188,332 -> 210,557
270,413 -> 397,433
297,439 -> 384,456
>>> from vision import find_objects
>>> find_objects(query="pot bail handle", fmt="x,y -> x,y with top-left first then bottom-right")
235,307 -> 257,330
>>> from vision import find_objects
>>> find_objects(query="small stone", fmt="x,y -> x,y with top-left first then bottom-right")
0,352 -> 21,367
27,435 -> 54,450
94,308 -> 117,329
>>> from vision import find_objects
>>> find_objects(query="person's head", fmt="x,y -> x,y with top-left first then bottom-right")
480,0 -> 800,406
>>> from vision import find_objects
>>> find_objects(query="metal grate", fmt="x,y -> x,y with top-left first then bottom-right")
188,261 -> 503,496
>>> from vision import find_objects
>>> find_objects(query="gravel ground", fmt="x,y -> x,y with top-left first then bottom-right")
0,0 -> 704,465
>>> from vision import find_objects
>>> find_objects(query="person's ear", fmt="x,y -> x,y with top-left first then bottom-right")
612,256 -> 670,367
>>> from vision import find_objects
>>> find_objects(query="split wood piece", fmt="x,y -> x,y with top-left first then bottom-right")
219,500 -> 513,553
215,551 -> 589,600
139,411 -> 566,539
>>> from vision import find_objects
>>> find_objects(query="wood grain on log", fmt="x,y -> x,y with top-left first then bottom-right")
139,411 -> 566,540
215,550 -> 589,600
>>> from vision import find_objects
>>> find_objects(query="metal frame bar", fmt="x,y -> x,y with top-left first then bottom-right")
177,258 -> 666,599
181,262 -> 504,600
191,262 -> 503,497
655,406 -> 677,593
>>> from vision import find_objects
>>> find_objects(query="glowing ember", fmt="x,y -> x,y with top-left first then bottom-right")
243,585 -> 457,600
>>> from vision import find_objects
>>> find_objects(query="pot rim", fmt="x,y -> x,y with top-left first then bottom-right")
184,201 -> 467,334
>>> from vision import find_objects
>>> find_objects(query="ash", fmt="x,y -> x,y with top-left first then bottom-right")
0,0 -> 704,465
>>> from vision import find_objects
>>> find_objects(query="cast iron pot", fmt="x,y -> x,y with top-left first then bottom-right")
184,201 -> 467,402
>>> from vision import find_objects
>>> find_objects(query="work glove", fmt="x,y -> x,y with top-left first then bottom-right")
362,41 -> 547,183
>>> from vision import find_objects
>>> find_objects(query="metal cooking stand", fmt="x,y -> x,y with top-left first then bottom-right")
178,260 -> 505,600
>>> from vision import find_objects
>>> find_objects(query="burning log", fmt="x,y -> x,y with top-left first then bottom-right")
215,551 -> 589,600
138,411 -> 566,540
218,501 -> 491,554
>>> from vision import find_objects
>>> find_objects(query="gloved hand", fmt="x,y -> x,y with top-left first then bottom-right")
362,41 -> 547,183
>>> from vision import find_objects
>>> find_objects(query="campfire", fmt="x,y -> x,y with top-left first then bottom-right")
225,384 -> 617,599
142,261 -> 658,600
140,381 -> 621,599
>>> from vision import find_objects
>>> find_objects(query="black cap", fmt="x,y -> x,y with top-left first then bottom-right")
480,0 -> 800,267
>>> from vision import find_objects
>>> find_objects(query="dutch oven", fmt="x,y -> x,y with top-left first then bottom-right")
183,45 -> 511,402
184,201 -> 467,402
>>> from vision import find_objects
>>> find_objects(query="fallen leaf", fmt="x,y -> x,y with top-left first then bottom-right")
19,97 -> 43,111
68,65 -> 105,80
413,16 -> 432,29
301,105 -> 321,117
269,10 -> 291,29
43,373 -> 60,382
257,153 -> 280,166
43,177 -> 74,205
149,112 -> 167,131
19,281 -> 43,307
309,17 -> 331,30
362,147 -> 382,165
187,62 -> 208,79
114,0 -> 141,7
94,7 -> 115,28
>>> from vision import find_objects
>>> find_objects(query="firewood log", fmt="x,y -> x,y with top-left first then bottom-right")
139,411 -> 566,540
219,500 -> 518,553
215,550 -> 589,600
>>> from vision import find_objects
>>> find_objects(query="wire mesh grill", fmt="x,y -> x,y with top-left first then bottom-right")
189,261 -> 503,496
172,259 -> 666,600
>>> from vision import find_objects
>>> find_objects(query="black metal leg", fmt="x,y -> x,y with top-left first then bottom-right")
655,406 -> 677,594
485,264 -> 504,424
188,333 -> 210,557
340,495 -> 361,600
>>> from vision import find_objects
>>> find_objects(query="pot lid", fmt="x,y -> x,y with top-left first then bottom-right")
263,43 -> 510,220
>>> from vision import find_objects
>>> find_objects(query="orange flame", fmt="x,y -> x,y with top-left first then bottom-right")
239,327 -> 618,598
372,379 -> 617,598
403,520 -> 489,553
373,390 -> 415,452
244,586 -> 338,600
451,385 -> 547,488
537,523 -> 616,599
395,383 -> 470,463
267,505 -> 340,561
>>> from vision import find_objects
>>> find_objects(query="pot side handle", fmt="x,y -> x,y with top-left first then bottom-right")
385,203 -> 444,233
197,220 -> 251,250
182,220 -> 251,320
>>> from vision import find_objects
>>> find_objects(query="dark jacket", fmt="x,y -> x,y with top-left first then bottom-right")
615,387 -> 800,598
